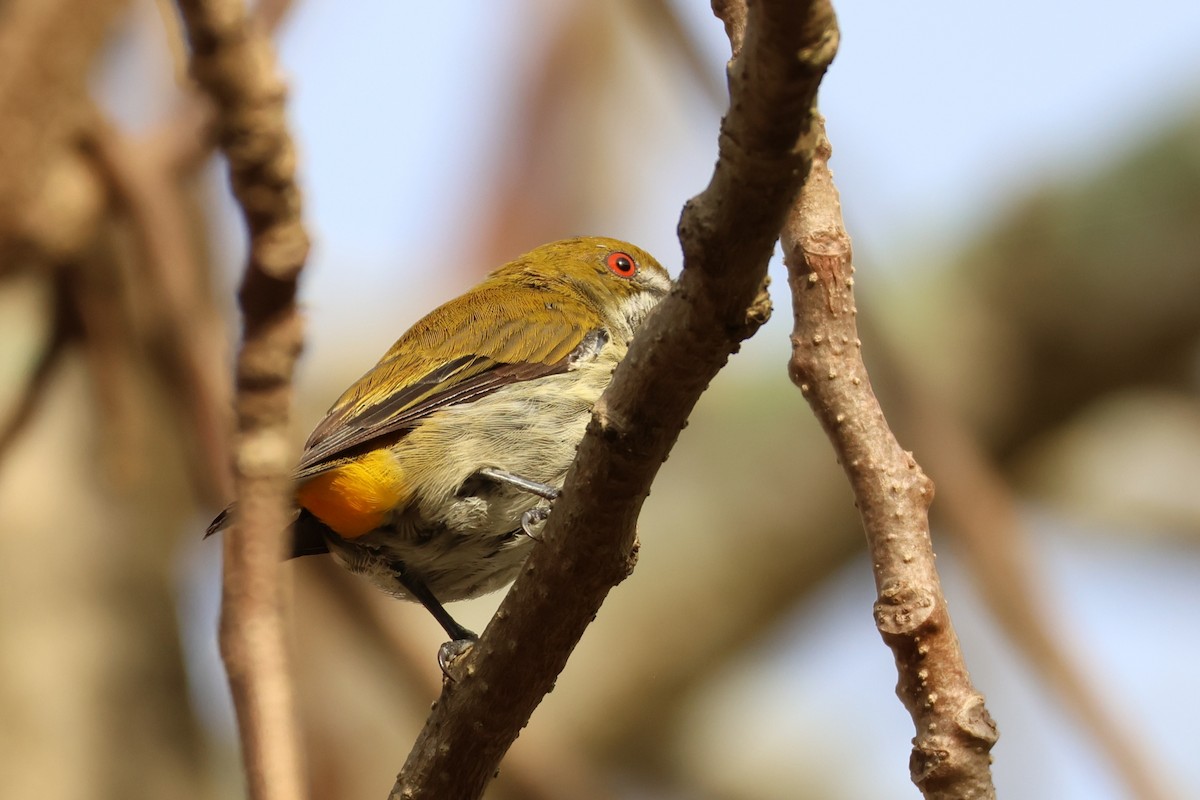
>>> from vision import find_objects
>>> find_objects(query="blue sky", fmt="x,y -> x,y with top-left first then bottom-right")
260,0 -> 1200,386
277,1 -> 1200,280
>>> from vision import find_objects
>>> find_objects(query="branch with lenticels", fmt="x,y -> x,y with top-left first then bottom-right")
783,116 -> 999,799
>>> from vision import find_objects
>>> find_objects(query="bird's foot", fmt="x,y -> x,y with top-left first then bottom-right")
520,506 -> 552,540
437,632 -> 478,680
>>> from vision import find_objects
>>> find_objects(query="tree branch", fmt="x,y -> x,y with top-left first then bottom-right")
863,319 -> 1179,800
152,0 -> 296,173
84,119 -> 235,505
389,2 -> 838,798
0,278 -> 72,462
310,569 -> 615,800
783,119 -> 999,798
173,0 -> 310,798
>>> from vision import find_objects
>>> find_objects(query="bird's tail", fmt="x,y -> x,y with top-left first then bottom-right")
205,507 -> 232,538
204,505 -> 330,558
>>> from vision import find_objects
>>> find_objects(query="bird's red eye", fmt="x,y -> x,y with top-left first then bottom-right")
606,251 -> 637,278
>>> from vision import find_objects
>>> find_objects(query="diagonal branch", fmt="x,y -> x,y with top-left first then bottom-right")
312,569 -> 616,800
152,0 -> 297,173
783,119 -> 999,798
84,119 -> 235,505
864,321 -> 1180,800
0,277 -> 73,462
173,0 -> 310,799
389,2 -> 839,798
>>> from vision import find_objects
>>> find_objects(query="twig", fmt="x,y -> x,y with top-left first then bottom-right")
153,0 -> 297,174
389,2 -> 838,798
783,119 -> 998,797
173,1 -> 310,799
864,320 -> 1179,800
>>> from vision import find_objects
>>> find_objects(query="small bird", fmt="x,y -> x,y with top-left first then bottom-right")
209,236 -> 670,664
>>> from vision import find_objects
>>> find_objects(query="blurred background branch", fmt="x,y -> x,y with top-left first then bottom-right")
173,0 -> 310,798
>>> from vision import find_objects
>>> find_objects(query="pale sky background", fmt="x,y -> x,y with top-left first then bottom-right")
130,2 -> 1200,798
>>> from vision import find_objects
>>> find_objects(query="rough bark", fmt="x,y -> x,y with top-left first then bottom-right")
783,119 -> 999,798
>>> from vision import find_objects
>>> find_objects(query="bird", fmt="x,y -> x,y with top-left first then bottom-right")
208,236 -> 671,665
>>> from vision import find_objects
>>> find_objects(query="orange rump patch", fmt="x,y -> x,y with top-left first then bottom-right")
296,452 -> 409,538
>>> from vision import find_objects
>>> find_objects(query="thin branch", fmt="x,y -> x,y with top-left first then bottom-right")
173,0 -> 310,799
389,2 -> 838,798
711,0 -> 748,56
783,119 -> 998,798
0,282 -> 72,462
153,0 -> 297,174
71,252 -> 150,482
864,320 -> 1180,800
84,119 -> 235,505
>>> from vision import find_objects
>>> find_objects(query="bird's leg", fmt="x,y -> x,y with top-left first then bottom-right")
394,566 -> 476,676
476,467 -> 560,541
476,466 -> 560,501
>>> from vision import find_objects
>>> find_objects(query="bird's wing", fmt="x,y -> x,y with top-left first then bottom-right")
294,287 -> 601,479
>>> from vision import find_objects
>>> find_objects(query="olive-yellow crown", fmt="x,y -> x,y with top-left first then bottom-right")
461,236 -> 670,347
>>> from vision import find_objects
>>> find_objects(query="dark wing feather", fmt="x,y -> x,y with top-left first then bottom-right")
293,283 -> 605,480
293,355 -> 574,478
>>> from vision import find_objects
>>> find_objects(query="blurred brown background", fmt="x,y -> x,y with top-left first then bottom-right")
1,1 -> 1198,798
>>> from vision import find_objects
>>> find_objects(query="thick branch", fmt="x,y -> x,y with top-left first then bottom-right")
390,2 -> 838,798
311,569 -> 614,800
783,120 -> 998,798
174,0 -> 310,799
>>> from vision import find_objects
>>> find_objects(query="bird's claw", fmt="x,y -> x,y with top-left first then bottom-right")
438,634 -> 478,680
520,506 -> 551,540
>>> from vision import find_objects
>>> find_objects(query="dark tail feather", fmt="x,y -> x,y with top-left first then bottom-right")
205,507 -> 232,538
204,505 -> 331,559
292,509 -> 332,557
